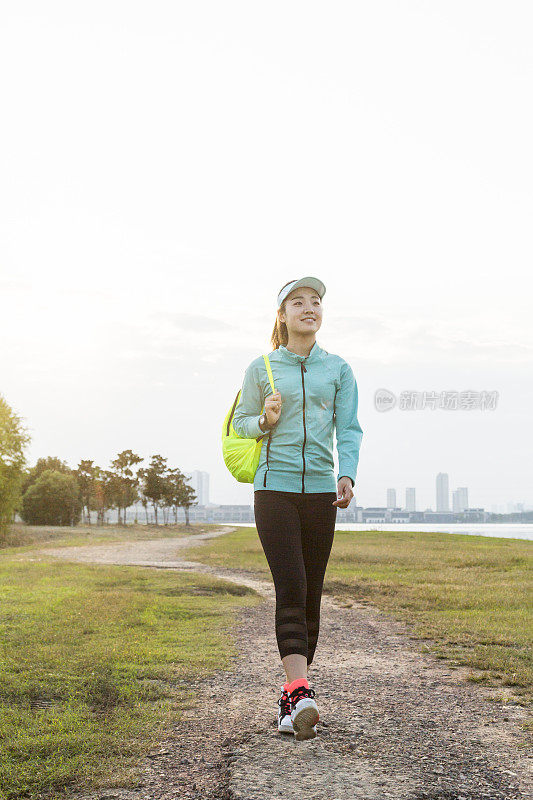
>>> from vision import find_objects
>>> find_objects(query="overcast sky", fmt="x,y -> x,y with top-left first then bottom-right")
1,2 -> 531,511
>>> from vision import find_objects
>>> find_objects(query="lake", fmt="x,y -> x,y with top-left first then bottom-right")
230,522 -> 533,541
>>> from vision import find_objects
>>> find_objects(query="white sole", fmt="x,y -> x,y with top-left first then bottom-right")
291,698 -> 319,741
278,716 -> 317,735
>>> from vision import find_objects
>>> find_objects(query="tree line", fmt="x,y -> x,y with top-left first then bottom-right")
0,393 -> 197,538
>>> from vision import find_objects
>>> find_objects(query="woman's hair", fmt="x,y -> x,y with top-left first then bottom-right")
271,280 -> 296,350
271,300 -> 289,350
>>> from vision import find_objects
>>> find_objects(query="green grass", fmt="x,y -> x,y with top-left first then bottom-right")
184,527 -> 533,717
0,534 -> 262,800
1,521 -> 530,797
0,521 -> 220,552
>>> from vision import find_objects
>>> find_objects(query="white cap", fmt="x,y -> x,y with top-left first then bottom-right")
277,276 -> 326,308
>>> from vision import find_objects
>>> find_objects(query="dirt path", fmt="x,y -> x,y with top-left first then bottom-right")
21,527 -> 532,800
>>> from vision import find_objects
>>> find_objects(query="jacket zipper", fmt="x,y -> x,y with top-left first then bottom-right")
263,357 -> 308,490
263,430 -> 272,487
300,362 -> 307,492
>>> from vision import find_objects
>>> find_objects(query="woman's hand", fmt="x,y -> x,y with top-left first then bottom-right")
265,390 -> 282,427
332,476 -> 354,508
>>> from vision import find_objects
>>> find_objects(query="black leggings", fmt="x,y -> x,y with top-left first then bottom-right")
253,489 -> 337,667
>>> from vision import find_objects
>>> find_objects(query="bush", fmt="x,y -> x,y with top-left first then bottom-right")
0,394 -> 30,534
21,469 -> 83,526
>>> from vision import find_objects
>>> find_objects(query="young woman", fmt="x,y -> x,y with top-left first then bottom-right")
232,276 -> 363,741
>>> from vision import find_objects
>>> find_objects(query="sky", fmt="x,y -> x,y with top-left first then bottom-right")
1,1 -> 531,512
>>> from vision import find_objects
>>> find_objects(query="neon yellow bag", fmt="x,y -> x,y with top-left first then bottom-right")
222,354 -> 275,483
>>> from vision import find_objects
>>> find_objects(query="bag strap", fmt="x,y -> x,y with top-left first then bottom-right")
262,354 -> 275,394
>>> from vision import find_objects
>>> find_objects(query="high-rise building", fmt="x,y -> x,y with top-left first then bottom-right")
436,473 -> 449,512
452,487 -> 469,512
387,488 -> 396,509
185,470 -> 209,506
406,488 -> 416,512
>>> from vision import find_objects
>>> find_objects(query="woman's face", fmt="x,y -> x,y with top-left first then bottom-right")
279,286 -> 323,335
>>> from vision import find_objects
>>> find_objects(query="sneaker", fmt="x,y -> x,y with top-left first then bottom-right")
289,683 -> 319,741
277,685 -> 294,733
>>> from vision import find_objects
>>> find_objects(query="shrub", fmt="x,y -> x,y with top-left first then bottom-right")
21,469 -> 82,526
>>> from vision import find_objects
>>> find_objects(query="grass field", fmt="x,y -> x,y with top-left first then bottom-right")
0,521 -> 208,550
0,522 -> 531,799
184,525 -> 533,713
0,523 -> 262,800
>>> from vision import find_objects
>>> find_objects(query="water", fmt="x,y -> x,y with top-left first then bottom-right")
333,522 -> 533,541
229,522 -> 533,541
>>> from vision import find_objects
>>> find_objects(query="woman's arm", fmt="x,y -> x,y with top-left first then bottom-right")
232,363 -> 267,439
334,361 -> 363,487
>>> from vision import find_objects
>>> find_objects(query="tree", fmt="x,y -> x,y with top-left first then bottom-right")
75,460 -> 99,524
110,450 -> 143,525
92,468 -> 122,526
0,394 -> 31,537
138,455 -> 168,525
21,456 -> 71,496
180,480 -> 198,528
164,468 -> 180,525
163,468 -> 196,526
21,470 -> 82,526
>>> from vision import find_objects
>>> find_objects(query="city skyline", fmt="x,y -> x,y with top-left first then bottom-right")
183,468 -> 532,515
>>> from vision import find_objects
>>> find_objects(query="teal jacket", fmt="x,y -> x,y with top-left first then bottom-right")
232,340 -> 363,493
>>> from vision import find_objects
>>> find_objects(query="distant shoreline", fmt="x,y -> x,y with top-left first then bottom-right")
232,521 -> 533,541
